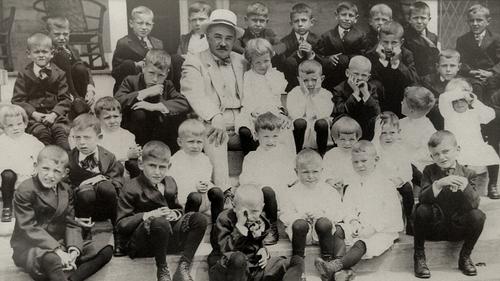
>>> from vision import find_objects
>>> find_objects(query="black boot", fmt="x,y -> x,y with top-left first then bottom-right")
263,222 -> 279,245
314,257 -> 343,281
172,256 -> 193,281
157,263 -> 172,281
488,185 -> 500,199
414,250 -> 431,278
458,253 -> 477,276
113,232 -> 127,257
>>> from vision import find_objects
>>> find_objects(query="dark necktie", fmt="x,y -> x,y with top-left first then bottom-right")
140,37 -> 149,50
38,67 -> 51,80
216,57 -> 231,66
342,29 -> 349,40
299,36 -> 305,43
80,153 -> 98,171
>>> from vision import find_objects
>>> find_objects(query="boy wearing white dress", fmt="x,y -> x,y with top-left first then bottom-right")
287,60 -> 334,155
0,105 -> 44,222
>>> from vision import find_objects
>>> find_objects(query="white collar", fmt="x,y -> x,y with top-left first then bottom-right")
295,32 -> 309,41
33,63 -> 51,75
338,26 -> 350,38
78,148 -> 99,163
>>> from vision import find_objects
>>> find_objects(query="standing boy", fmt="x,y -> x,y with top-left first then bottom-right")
233,2 -> 277,54
366,4 -> 393,50
177,1 -> 211,56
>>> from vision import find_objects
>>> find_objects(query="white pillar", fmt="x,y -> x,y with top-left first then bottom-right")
425,0 -> 439,35
106,0 -> 129,67
179,0 -> 189,35
215,0 -> 230,9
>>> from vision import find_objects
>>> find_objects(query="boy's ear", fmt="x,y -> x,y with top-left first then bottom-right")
128,19 -> 134,27
400,38 -> 405,45
374,155 -> 380,162
456,145 -> 461,153
177,137 -> 182,147
345,69 -> 350,78
138,159 -> 144,171
320,75 -> 325,82
310,17 -> 316,26
64,168 -> 70,177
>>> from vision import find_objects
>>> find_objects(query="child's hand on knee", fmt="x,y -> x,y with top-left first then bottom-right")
196,181 -> 210,193
256,247 -> 270,268
79,175 -> 107,186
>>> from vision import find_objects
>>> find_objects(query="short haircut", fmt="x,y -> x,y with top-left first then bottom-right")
247,2 -> 269,17
142,140 -> 171,162
336,1 -> 358,14
0,104 -> 28,128
131,6 -> 154,21
409,1 -> 431,17
351,140 -> 377,156
94,96 -> 122,117
468,4 -> 490,19
234,183 -> 264,208
188,1 -> 212,17
298,60 -> 322,76
71,113 -> 101,135
144,49 -> 171,72
379,21 -> 404,38
370,3 -> 392,18
46,16 -> 70,32
296,148 -> 322,168
428,130 -> 457,148
178,118 -> 206,138
349,55 -> 371,71
404,86 -> 436,112
331,116 -> 362,139
37,145 -> 69,168
254,112 -> 282,132
27,33 -> 52,50
438,49 -> 461,63
290,3 -> 313,20
376,111 -> 400,130
244,38 -> 274,62
445,77 -> 472,93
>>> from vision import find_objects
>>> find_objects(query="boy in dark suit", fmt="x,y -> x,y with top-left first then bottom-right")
316,1 -> 368,91
232,2 -> 277,54
366,21 -> 419,117
414,131 -> 486,278
12,33 -> 72,150
67,114 -> 123,254
116,141 -> 208,281
46,16 -> 94,119
177,1 -> 211,56
366,4 -> 393,51
404,1 -> 440,77
115,49 -> 190,151
11,146 -> 112,281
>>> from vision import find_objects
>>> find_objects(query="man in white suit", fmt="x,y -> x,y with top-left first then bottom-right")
181,9 -> 247,190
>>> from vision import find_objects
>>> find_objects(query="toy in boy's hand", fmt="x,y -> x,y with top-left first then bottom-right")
244,210 -> 266,238
349,219 -> 361,238
304,212 -> 315,225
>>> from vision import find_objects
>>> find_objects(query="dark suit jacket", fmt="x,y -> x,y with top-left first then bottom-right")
11,176 -> 82,271
52,45 -> 94,98
420,163 -> 480,220
67,146 -> 124,189
115,73 -> 190,116
366,47 -> 419,117
116,173 -> 182,238
404,26 -> 440,77
12,63 -> 71,118
233,28 -> 278,54
111,34 -> 164,76
177,32 -> 193,55
456,29 -> 500,75
366,27 -> 379,52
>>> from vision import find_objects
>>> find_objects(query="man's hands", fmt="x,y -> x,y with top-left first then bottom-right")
470,69 -> 493,82
256,247 -> 270,268
138,84 -> 164,100
207,114 -> 227,146
434,175 -> 468,193
79,175 -> 107,187
329,53 -> 343,67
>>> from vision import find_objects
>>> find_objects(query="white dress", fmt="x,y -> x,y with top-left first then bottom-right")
0,133 -> 44,185
399,117 -> 436,171
323,147 -> 356,184
99,128 -> 136,163
439,91 -> 500,166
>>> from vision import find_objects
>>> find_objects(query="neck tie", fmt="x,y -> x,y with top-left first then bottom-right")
342,29 -> 349,40
140,37 -> 149,50
216,56 -> 231,66
39,68 -> 50,80
474,34 -> 482,47
299,36 -> 305,43
81,153 -> 98,171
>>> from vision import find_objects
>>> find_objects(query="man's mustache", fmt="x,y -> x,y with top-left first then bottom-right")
217,46 -> 228,51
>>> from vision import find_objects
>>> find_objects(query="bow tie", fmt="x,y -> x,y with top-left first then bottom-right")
38,67 -> 51,80
216,56 -> 231,66
80,153 -> 98,171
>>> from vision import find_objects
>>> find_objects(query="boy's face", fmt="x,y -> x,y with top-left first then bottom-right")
346,63 -> 371,83
140,158 -> 170,185
335,132 -> 358,151
379,33 -> 403,53
189,11 -> 209,34
49,26 -> 70,48
251,52 -> 272,75
409,10 -> 430,33
290,13 -> 314,35
468,13 -> 490,35
352,151 -> 378,177
99,110 -> 122,131
235,200 -> 263,222
143,64 -> 168,87
178,134 -> 204,156
27,44 -> 53,68
296,160 -> 323,188
72,127 -> 101,155
3,115 -> 27,139
129,13 -> 154,38
256,128 -> 280,151
370,13 -> 391,30
452,99 -> 469,113
299,71 -> 324,93
429,138 -> 460,169
246,14 -> 268,34
437,57 -> 461,81
336,8 -> 358,30
379,124 -> 400,146
36,159 -> 68,189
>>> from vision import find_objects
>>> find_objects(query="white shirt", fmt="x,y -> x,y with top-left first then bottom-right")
211,54 -> 240,109
156,182 -> 165,196
295,32 -> 309,43
338,26 -> 350,39
100,128 -> 136,163
187,33 -> 209,55
287,86 -> 334,121
323,147 -> 356,183
474,30 -> 486,46
0,133 -> 44,183
139,36 -> 153,49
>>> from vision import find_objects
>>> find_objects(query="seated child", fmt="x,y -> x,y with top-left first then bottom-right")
332,55 -> 382,140
281,149 -> 358,280
209,184 -> 303,281
11,146 -> 112,281
177,1 -> 211,56
366,4 -> 392,50
236,38 -> 290,154
94,96 -> 142,178
239,112 -> 296,245
400,86 -> 436,173
414,130 -> 486,278
12,33 -> 72,150
115,49 -> 189,150
372,112 -> 414,234
46,15 -> 94,118
67,114 -> 124,254
0,105 -> 44,222
323,116 -> 361,195
287,60 -> 334,155
439,78 -> 500,199
366,21 -> 419,117
233,2 -> 277,54
404,1 -> 440,77
116,141 -> 208,281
